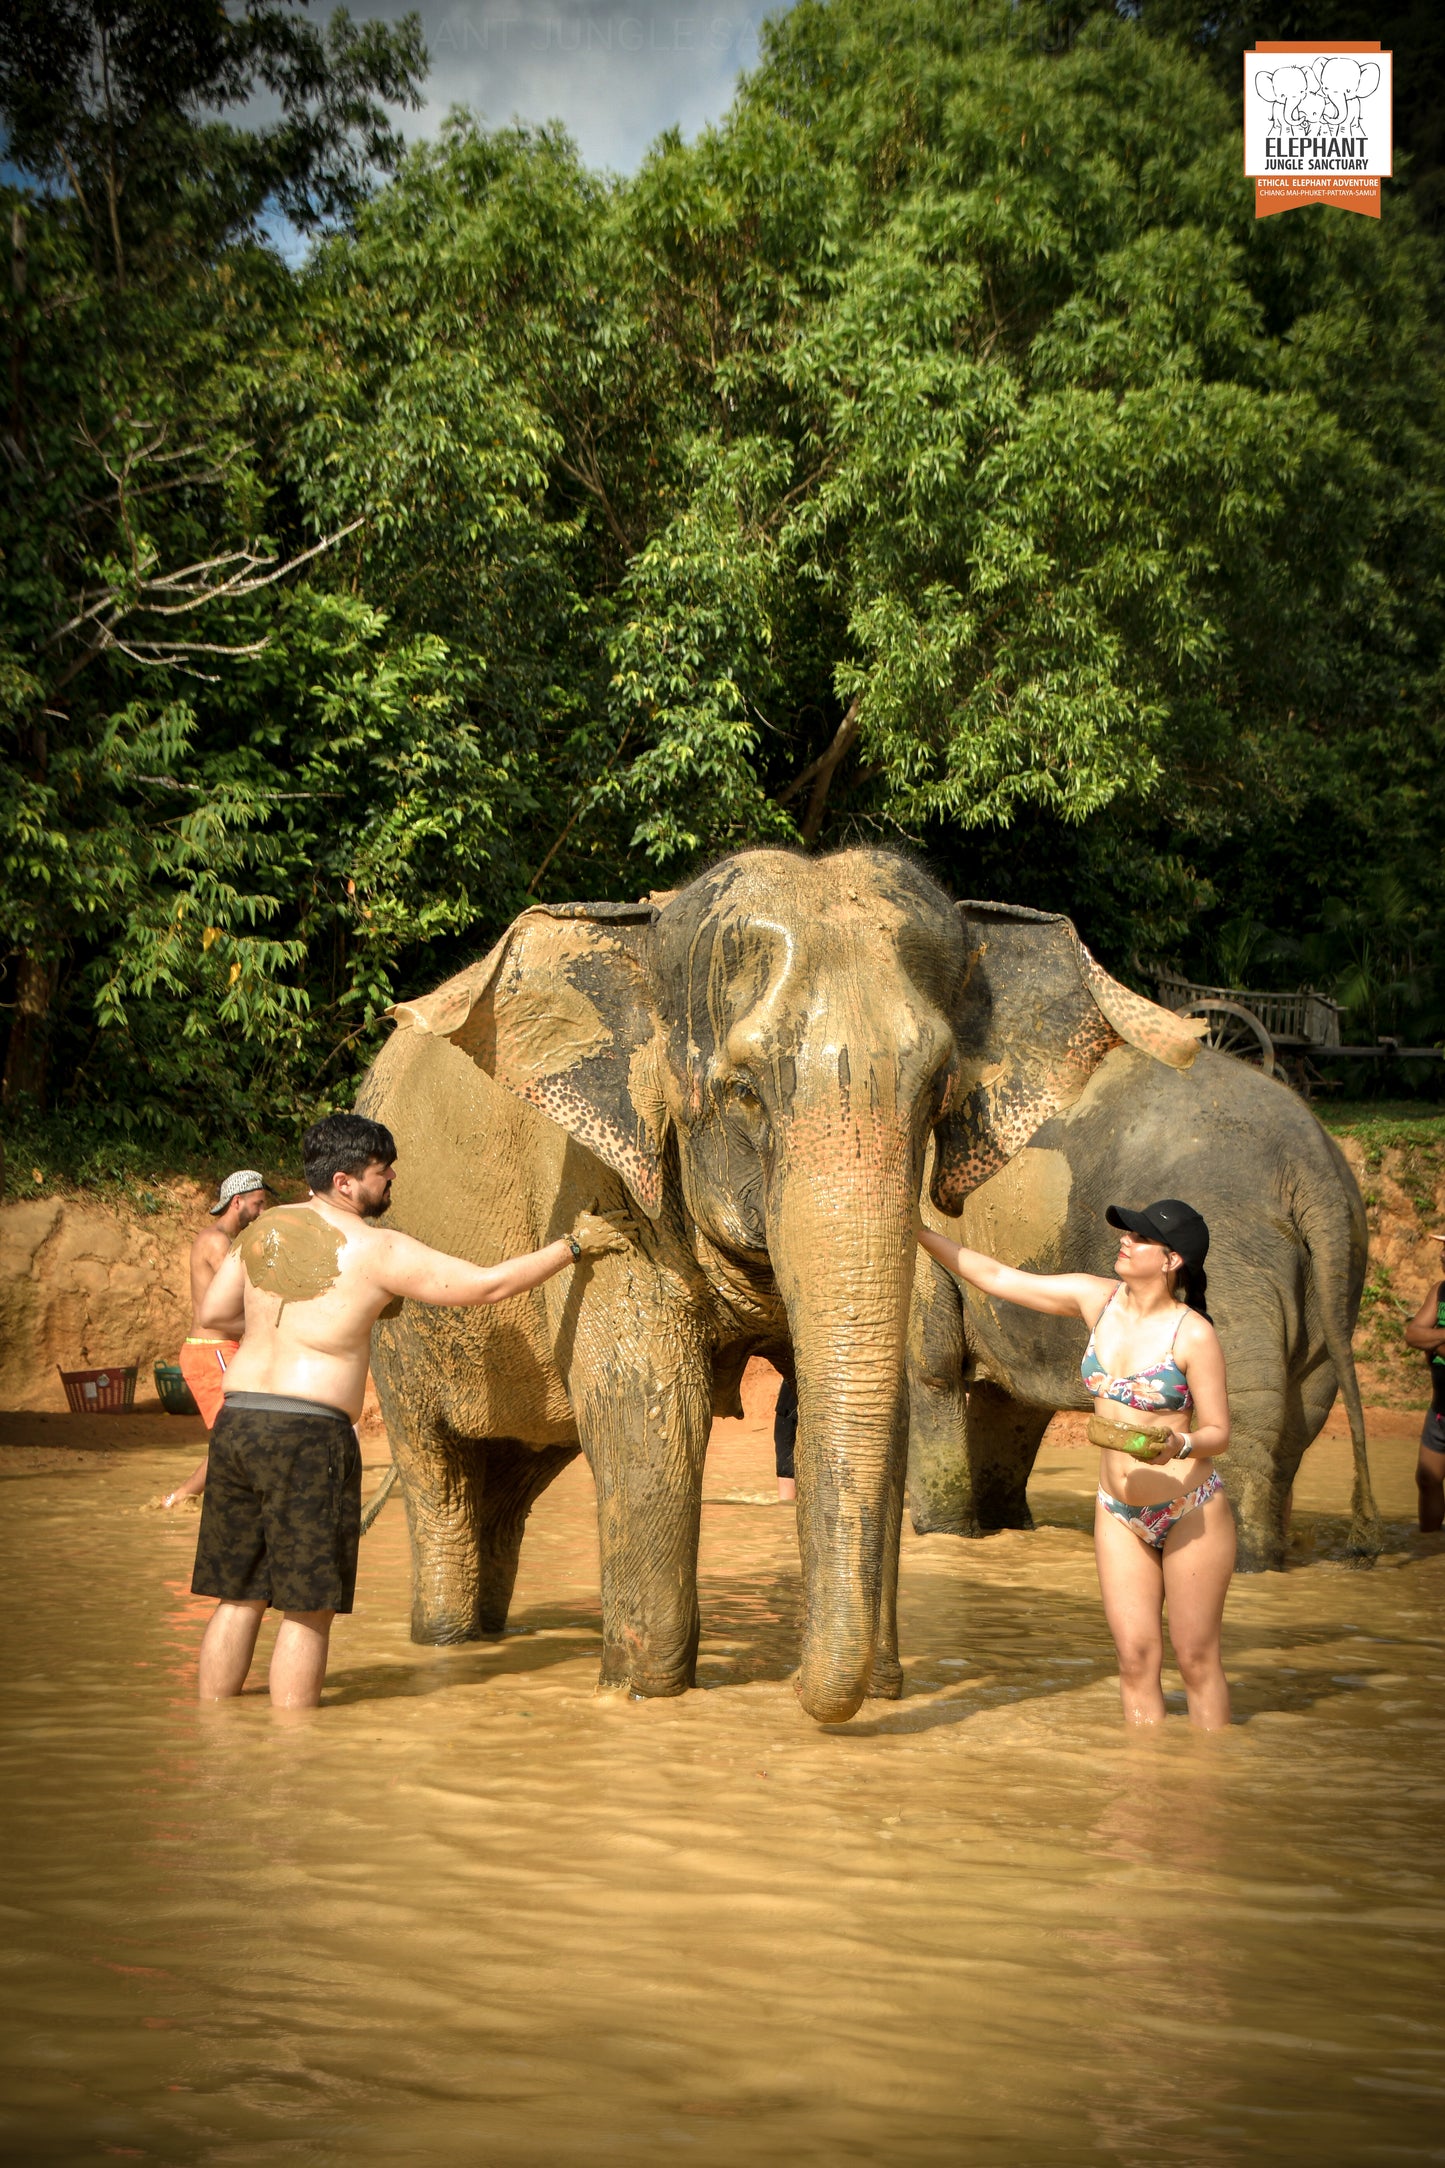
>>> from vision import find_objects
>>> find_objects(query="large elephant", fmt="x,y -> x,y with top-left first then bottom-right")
357,852 -> 1202,1723
907,903 -> 1379,1572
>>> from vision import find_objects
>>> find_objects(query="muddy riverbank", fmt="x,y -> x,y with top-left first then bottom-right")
0,1387 -> 1441,2165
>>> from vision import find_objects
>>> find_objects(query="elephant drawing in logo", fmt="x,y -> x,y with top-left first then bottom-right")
1316,55 -> 1381,131
1255,54 -> 1381,134
1254,64 -> 1312,131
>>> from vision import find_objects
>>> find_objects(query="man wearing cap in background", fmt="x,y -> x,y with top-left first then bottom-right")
158,1171 -> 273,1510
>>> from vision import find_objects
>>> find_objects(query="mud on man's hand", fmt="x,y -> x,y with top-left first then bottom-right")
570,1209 -> 633,1258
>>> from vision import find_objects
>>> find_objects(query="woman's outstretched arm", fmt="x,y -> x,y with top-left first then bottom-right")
918,1224 -> 1115,1321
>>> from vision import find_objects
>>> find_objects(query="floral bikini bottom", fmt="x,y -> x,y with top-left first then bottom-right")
1097,1470 -> 1223,1552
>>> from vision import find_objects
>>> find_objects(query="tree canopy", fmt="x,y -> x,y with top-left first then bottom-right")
3,0 -> 1443,1172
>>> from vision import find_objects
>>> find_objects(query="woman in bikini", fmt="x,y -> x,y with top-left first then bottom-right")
918,1197 -> 1234,1729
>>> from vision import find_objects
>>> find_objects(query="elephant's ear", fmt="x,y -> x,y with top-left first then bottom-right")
390,901 -> 667,1217
1069,931 -> 1207,1070
931,902 -> 1205,1215
1357,61 -> 1380,95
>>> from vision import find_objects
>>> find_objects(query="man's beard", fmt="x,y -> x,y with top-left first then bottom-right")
358,1191 -> 392,1220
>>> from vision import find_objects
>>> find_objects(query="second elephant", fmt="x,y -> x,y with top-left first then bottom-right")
908,904 -> 1378,1570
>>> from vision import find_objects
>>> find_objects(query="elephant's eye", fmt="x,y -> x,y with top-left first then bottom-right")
732,1075 -> 761,1106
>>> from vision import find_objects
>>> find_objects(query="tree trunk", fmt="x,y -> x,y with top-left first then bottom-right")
2,952 -> 59,1109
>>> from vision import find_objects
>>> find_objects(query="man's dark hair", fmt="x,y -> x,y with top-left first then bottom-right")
303,1113 -> 396,1196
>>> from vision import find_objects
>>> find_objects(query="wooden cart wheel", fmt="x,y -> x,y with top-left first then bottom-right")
1183,1000 -> 1276,1077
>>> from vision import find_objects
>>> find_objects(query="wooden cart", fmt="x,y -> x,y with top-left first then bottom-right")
1154,973 -> 1442,1091
1154,973 -> 1341,1084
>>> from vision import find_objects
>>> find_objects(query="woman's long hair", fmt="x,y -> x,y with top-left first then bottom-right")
1171,1259 -> 1211,1319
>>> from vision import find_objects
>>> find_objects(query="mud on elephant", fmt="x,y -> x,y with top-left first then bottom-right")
358,853 -> 1202,1723
908,901 -> 1380,1572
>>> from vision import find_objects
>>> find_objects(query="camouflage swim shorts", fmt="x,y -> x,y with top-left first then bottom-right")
191,1394 -> 361,1613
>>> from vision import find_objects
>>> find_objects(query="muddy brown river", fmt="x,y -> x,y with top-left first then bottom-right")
1,1386 -> 1442,2165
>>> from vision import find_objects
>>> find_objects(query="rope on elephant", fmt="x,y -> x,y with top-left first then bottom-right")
359,1462 -> 400,1535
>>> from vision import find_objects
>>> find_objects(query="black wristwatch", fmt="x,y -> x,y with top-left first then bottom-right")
567,1234 -> 582,1261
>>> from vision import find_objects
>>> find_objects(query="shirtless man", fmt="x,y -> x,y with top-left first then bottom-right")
1404,1232 -> 1445,1532
160,1171 -> 273,1509
191,1111 -> 627,1709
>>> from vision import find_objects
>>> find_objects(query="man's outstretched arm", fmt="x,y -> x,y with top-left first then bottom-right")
380,1211 -> 630,1309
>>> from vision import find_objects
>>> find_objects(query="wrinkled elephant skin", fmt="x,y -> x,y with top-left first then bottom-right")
360,856 -> 1195,1721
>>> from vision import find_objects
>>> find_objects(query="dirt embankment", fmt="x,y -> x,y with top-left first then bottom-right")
1333,1131 -> 1445,1406
0,1182 -> 209,1411
0,1127 -> 1441,1414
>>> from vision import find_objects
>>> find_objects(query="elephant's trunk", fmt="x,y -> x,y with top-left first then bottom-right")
771,1148 -> 918,1724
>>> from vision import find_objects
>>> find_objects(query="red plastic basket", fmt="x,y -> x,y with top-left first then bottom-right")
58,1365 -> 138,1414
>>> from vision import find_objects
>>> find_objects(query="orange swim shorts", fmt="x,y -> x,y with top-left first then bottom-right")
178,1338 -> 239,1429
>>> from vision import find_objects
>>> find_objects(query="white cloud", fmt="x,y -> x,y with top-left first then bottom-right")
349,0 -> 788,173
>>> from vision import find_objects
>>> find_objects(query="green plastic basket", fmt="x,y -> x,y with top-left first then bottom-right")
153,1362 -> 200,1417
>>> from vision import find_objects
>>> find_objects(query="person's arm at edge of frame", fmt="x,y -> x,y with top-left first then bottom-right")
379,1210 -> 631,1309
917,1219 -> 1111,1321
1403,1267 -> 1445,1352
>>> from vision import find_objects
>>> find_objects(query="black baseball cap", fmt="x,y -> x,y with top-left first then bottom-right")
1105,1199 -> 1210,1265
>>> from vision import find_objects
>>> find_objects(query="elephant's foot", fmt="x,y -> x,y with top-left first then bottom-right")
909,1499 -> 982,1538
865,1649 -> 903,1700
596,1633 -> 697,1699
595,1663 -> 693,1700
410,1605 -> 499,1647
975,1495 -> 1035,1533
1231,1475 -> 1290,1573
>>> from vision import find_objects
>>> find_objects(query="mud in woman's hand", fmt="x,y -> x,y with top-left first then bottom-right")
1086,1411 -> 1176,1461
570,1209 -> 632,1257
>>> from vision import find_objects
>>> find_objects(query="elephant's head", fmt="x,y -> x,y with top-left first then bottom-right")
930,901 -> 1206,1215
391,856 -> 1197,1722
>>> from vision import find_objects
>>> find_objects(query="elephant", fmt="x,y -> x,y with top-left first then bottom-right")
1316,56 -> 1381,133
356,851 -> 1204,1723
1255,65 -> 1312,132
906,903 -> 1380,1573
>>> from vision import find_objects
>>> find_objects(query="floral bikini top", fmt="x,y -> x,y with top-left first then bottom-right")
1080,1286 -> 1193,1415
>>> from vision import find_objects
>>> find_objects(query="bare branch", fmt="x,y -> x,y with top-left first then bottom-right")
40,521 -> 365,701
774,697 -> 863,845
137,776 -> 340,801
138,519 -> 365,616
776,696 -> 862,809
122,637 -> 273,659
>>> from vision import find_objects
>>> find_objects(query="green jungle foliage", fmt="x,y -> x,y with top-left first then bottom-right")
3,0 -> 1443,1176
